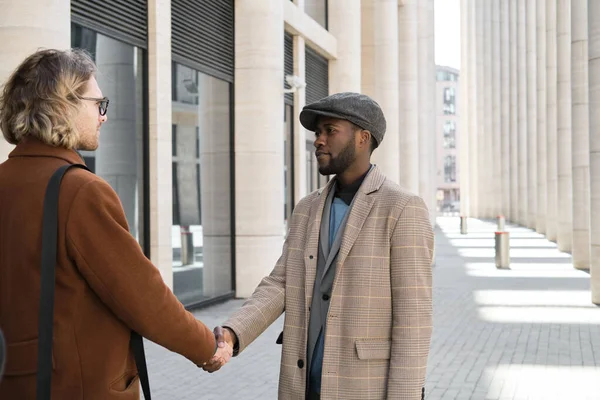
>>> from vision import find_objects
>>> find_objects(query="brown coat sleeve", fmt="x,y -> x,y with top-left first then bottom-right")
65,179 -> 216,366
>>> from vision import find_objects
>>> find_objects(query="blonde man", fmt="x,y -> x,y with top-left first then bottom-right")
0,49 -> 231,399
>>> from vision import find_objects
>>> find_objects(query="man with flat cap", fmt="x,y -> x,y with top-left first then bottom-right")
204,92 -> 434,400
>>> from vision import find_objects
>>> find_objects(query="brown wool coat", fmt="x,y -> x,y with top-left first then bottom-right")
223,166 -> 434,400
0,138 -> 216,399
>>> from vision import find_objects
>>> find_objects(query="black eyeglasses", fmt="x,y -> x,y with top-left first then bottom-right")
79,96 -> 110,116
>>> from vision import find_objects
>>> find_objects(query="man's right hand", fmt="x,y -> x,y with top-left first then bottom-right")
214,326 -> 236,349
201,326 -> 237,373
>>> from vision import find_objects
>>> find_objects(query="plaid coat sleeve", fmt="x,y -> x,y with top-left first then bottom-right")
222,194 -> 315,355
222,240 -> 288,355
387,195 -> 434,399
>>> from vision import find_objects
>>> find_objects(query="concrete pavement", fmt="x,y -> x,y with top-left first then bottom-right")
145,216 -> 600,399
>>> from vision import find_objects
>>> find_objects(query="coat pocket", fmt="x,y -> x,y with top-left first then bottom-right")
110,370 -> 140,393
4,338 -> 56,376
355,338 -> 391,360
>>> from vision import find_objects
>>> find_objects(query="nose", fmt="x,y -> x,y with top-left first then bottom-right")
100,113 -> 108,124
314,133 -> 325,148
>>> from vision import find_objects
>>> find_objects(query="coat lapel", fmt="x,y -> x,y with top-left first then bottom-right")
304,180 -> 335,313
332,166 -> 386,278
319,187 -> 335,261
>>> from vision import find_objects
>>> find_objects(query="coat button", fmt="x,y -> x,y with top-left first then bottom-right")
322,294 -> 330,301
309,255 -> 314,259
297,359 -> 304,369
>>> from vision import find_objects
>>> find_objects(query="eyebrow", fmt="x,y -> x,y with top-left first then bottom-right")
317,123 -> 339,130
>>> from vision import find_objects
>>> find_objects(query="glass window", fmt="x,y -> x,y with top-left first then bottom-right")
437,70 -> 458,82
443,120 -> 456,149
443,87 -> 456,115
444,155 -> 457,183
306,141 -> 315,193
305,139 -> 328,192
305,0 -> 328,29
172,63 -> 233,305
284,104 -> 294,222
71,24 -> 147,250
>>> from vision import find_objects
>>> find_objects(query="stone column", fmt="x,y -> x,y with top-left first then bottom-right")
483,1 -> 493,219
235,0 -> 285,297
557,0 -> 573,252
589,0 -> 600,304
398,0 -> 420,193
148,0 -> 173,286
0,0 -> 70,162
95,37 -> 138,235
571,0 -> 591,269
373,0 -> 400,184
546,0 -> 558,242
428,4 -> 437,226
526,0 -> 538,229
293,35 -> 307,204
469,0 -> 479,217
510,0 -> 519,222
419,0 -> 434,213
475,1 -> 485,218
460,0 -> 471,217
492,0 -> 502,218
361,0 -> 375,97
501,0 -> 511,218
517,0 -> 528,225
328,0 -> 361,92
537,0 -> 548,234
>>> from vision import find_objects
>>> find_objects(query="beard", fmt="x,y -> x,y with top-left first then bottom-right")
318,136 -> 356,176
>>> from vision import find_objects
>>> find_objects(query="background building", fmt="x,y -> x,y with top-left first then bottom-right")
0,0 -> 437,307
436,65 -> 460,213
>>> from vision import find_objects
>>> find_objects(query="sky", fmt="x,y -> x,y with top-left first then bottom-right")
434,0 -> 461,70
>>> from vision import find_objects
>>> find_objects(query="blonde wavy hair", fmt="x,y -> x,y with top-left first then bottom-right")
0,48 -> 97,149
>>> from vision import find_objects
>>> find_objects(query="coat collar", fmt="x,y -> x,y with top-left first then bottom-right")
8,136 -> 85,165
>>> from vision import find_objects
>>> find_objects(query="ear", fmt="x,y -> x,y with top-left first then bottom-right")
359,130 -> 372,148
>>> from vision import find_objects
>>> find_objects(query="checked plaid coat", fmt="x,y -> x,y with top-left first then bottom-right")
223,166 -> 434,399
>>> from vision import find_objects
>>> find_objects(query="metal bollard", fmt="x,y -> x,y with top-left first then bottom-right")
180,226 -> 195,266
460,216 -> 468,234
497,215 -> 505,231
495,231 -> 510,269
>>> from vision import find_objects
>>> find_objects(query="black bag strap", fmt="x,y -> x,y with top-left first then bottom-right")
36,164 -> 151,400
0,327 -> 6,380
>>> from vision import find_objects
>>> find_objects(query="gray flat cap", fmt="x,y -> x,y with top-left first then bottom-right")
299,92 -> 386,145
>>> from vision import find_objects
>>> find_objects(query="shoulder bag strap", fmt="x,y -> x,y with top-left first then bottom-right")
131,331 -> 151,399
0,327 -> 5,380
36,164 -> 151,400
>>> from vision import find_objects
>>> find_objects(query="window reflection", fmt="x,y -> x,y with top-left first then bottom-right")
71,24 -> 146,249
305,139 -> 328,193
444,155 -> 457,183
171,62 -> 232,305
443,120 -> 456,149
305,0 -> 328,29
284,104 -> 294,222
443,87 -> 456,115
437,70 -> 458,82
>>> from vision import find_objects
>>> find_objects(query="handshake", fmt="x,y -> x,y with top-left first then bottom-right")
200,326 -> 236,373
